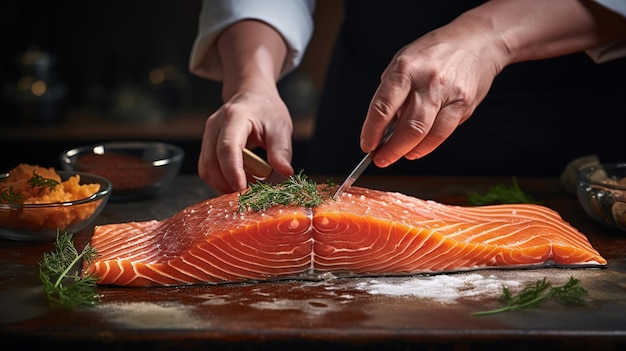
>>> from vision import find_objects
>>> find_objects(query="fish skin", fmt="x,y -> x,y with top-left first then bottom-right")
85,187 -> 607,287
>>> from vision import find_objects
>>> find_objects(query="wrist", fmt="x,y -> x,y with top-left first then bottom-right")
217,20 -> 287,101
221,77 -> 279,102
447,12 -> 511,73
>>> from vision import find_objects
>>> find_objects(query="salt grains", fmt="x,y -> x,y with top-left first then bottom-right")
354,273 -> 523,304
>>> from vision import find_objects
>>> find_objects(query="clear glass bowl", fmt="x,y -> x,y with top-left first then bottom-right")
577,163 -> 626,231
0,171 -> 112,241
60,141 -> 184,202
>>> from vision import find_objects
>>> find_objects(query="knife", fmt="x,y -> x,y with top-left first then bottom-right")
333,118 -> 398,198
242,147 -> 288,185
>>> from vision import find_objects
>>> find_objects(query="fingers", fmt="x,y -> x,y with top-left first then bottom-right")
371,92 -> 438,168
362,30 -> 497,169
217,111 -> 255,192
264,120 -> 295,179
362,58 -> 443,168
405,99 -> 473,160
197,111 -> 248,194
360,66 -> 411,154
368,79 -> 472,168
197,91 -> 294,194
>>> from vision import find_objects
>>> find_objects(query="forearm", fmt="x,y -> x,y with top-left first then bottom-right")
216,20 -> 288,101
456,0 -> 626,66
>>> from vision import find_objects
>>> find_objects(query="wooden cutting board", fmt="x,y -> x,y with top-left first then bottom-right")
1,175 -> 625,350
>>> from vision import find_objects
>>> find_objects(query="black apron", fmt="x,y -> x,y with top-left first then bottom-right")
306,0 -> 626,177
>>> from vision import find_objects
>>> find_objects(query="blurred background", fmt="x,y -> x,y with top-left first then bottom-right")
0,0 -> 342,174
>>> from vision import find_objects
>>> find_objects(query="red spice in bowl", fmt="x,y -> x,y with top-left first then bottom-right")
76,153 -> 165,190
60,141 -> 184,201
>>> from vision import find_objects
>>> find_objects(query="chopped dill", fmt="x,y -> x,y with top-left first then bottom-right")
28,171 -> 59,192
472,276 -> 588,316
238,171 -> 333,212
0,171 -> 60,204
39,231 -> 100,309
0,185 -> 22,204
467,177 -> 542,205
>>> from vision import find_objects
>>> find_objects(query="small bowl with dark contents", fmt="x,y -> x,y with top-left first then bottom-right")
60,141 -> 184,201
577,163 -> 626,232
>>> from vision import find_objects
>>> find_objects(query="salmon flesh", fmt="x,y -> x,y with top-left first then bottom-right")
85,186 -> 607,286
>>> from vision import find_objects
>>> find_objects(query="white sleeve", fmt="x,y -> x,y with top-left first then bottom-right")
189,0 -> 316,81
585,0 -> 626,63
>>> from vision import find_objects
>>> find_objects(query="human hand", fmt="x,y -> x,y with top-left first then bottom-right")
360,16 -> 508,168
198,88 -> 294,194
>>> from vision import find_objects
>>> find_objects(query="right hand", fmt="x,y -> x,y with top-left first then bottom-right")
198,87 -> 295,194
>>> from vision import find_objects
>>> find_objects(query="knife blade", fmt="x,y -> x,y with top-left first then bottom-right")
333,118 -> 398,198
242,147 -> 288,185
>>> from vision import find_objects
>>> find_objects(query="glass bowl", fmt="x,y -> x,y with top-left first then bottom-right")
577,163 -> 626,231
60,141 -> 184,202
0,171 -> 112,241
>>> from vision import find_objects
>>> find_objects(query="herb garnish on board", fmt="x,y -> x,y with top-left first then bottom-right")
238,171 -> 333,212
472,276 -> 588,316
39,231 -> 100,309
467,177 -> 542,205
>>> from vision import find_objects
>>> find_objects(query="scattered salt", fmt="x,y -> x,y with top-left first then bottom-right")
96,302 -> 203,329
354,273 -> 523,304
249,298 -> 343,315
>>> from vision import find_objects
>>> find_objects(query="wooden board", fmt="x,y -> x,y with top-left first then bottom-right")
1,175 -> 625,350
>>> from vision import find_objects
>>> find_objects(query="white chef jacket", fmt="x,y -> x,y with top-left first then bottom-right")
189,0 -> 315,81
189,0 -> 626,81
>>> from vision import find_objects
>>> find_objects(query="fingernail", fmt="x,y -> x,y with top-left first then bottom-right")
377,158 -> 390,168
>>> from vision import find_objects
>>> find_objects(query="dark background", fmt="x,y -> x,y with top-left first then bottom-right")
0,0 -> 342,175
0,0 -> 220,113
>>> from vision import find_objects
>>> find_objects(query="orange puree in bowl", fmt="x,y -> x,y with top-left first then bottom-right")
0,164 -> 101,230
1,164 -> 100,204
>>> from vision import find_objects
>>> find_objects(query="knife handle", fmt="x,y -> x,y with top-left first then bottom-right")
242,148 -> 272,179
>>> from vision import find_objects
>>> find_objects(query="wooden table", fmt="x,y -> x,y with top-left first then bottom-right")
2,175 -> 625,350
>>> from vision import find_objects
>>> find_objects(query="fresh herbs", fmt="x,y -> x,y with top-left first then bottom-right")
28,171 -> 59,192
39,231 -> 100,309
0,171 -> 59,204
0,186 -> 22,204
468,177 -> 542,205
472,276 -> 588,316
238,171 -> 333,212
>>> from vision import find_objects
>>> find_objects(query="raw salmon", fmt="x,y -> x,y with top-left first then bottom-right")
85,187 -> 607,286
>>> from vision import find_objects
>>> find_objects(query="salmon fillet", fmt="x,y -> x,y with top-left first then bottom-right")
85,186 -> 607,286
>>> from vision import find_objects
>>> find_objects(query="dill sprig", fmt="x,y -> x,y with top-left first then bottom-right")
39,231 -> 100,309
468,177 -> 542,205
238,171 -> 333,212
28,171 -> 59,192
0,185 -> 23,204
0,171 -> 60,204
472,276 -> 588,316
